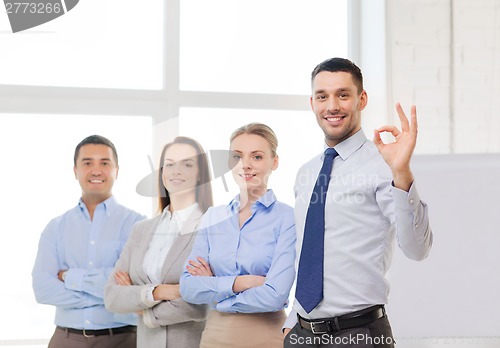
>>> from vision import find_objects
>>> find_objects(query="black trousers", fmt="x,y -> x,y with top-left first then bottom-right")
284,315 -> 395,348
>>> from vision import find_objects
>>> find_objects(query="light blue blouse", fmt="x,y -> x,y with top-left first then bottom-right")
180,189 -> 296,313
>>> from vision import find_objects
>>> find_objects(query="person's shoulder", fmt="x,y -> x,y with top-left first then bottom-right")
51,203 -> 82,222
198,203 -> 232,228
363,138 -> 381,154
126,214 -> 161,240
202,204 -> 228,218
41,204 -> 80,234
272,200 -> 293,213
114,203 -> 147,221
297,151 -> 323,173
270,199 -> 294,222
359,139 -> 390,166
133,213 -> 160,227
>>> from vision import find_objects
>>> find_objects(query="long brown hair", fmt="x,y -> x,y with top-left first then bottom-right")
157,137 -> 213,214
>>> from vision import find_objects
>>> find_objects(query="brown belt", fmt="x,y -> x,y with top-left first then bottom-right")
298,305 -> 385,334
57,325 -> 136,337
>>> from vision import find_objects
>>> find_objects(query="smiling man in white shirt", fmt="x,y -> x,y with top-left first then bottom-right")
283,58 -> 433,348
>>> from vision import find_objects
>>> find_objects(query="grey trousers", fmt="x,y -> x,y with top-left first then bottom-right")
48,327 -> 136,348
284,315 -> 395,348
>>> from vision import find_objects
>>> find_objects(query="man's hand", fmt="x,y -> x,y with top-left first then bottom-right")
374,103 -> 417,191
57,270 -> 67,282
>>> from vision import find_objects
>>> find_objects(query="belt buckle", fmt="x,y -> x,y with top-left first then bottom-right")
82,329 -> 95,338
310,320 -> 327,334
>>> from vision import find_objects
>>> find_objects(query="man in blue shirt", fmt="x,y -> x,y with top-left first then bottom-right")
32,135 -> 146,348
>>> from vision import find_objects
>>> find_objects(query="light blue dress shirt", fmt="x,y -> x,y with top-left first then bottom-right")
284,129 -> 433,328
180,189 -> 296,313
32,196 -> 146,330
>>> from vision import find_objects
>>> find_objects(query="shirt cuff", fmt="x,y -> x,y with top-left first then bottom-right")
140,284 -> 161,308
63,268 -> 85,291
216,276 -> 237,302
142,308 -> 159,329
215,295 -> 236,312
392,181 -> 422,212
283,308 -> 298,330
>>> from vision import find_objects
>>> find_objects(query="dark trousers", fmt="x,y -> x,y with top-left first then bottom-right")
284,315 -> 395,348
48,327 -> 136,348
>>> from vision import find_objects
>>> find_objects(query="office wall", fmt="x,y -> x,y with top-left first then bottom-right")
387,0 -> 500,155
383,1 -> 500,346
387,154 -> 500,347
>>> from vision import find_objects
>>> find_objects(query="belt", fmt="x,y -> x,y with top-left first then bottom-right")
298,305 -> 385,335
57,325 -> 136,337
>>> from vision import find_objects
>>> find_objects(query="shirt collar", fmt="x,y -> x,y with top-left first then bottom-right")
228,189 -> 277,212
323,129 -> 367,161
78,195 -> 117,217
161,202 -> 199,234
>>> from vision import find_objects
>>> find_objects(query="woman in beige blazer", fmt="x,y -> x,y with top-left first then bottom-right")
105,136 -> 213,347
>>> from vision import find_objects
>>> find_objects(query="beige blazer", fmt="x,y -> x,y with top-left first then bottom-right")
105,208 -> 208,348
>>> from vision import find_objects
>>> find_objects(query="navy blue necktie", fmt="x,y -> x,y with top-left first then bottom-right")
296,148 -> 338,313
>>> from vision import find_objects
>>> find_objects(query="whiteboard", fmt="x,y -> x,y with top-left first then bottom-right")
387,154 -> 500,337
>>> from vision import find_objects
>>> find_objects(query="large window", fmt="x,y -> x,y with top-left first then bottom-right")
0,0 -> 163,89
0,114 -> 152,346
0,0 -> 349,346
180,0 -> 347,95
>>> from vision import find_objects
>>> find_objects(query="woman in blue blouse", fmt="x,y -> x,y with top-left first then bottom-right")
180,123 -> 296,348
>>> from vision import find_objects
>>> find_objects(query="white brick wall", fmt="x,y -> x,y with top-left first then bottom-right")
387,0 -> 500,153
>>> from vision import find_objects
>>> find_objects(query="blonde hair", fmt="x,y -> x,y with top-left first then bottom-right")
230,123 -> 278,157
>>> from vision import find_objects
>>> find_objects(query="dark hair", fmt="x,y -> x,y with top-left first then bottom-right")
158,137 -> 213,214
311,57 -> 364,94
230,122 -> 278,157
74,135 -> 118,166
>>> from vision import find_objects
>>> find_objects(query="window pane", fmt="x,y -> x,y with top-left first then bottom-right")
180,0 -> 348,95
179,107 -> 325,206
0,0 -> 163,89
0,114 -> 152,341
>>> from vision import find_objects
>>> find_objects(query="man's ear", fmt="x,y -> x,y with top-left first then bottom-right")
73,166 -> 77,179
359,90 -> 368,111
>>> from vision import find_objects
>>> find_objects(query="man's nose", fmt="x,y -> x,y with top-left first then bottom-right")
326,97 -> 340,113
90,165 -> 102,174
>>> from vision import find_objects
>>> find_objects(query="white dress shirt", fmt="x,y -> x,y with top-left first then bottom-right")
143,203 -> 199,284
284,129 -> 433,328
